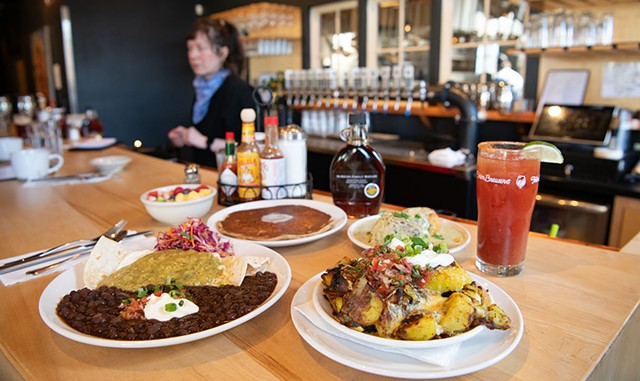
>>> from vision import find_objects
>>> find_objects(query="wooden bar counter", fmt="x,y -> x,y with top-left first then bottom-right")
1,146 -> 638,381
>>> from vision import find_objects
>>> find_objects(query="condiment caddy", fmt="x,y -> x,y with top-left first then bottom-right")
217,108 -> 312,206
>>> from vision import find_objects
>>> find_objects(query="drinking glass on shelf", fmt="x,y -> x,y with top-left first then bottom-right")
598,12 -> 614,46
576,12 -> 597,47
475,141 -> 541,276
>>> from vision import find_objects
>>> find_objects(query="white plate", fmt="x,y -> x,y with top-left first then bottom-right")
90,155 -> 132,175
311,276 -> 484,349
39,240 -> 292,348
291,273 -> 523,379
207,199 -> 348,248
71,137 -> 117,150
347,214 -> 471,253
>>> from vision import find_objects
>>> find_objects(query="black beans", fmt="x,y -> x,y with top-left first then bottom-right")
56,272 -> 277,341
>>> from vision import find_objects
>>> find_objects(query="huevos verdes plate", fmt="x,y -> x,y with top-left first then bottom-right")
39,239 -> 291,348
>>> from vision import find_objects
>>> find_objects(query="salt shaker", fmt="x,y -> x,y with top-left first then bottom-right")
278,124 -> 307,197
184,163 -> 201,184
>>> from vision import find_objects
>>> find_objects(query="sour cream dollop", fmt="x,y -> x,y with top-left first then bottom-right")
389,237 -> 455,269
143,293 -> 199,322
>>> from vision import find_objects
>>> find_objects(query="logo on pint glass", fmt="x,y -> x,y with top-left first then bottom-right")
516,175 -> 526,189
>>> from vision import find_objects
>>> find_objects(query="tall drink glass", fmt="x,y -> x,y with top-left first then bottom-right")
476,141 -> 541,276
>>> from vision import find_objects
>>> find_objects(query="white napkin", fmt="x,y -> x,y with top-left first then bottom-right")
22,173 -> 113,188
0,234 -> 154,286
294,300 -> 460,367
0,165 -> 15,181
427,148 -> 467,168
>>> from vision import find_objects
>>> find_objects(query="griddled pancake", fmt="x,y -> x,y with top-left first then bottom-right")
216,205 -> 333,240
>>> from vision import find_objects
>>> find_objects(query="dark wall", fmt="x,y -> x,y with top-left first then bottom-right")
62,0 -> 196,148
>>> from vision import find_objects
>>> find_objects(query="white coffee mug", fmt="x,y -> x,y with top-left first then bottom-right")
10,148 -> 64,180
0,137 -> 23,161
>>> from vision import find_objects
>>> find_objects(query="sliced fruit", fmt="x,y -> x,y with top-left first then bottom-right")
522,141 -> 564,164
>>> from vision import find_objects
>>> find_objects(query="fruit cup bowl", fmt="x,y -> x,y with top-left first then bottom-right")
140,184 -> 216,226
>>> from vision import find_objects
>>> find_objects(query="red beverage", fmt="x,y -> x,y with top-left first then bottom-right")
476,141 -> 540,276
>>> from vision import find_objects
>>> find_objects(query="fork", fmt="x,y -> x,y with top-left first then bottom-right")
25,230 -> 153,276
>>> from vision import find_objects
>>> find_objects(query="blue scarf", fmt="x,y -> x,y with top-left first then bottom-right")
192,69 -> 230,124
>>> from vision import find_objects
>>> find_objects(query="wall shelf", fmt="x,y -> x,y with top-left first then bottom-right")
291,99 -> 535,123
509,41 -> 640,56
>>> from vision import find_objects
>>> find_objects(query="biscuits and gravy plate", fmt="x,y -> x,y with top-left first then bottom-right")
348,213 -> 471,253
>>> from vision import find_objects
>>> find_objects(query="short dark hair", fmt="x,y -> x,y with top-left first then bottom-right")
187,17 -> 246,77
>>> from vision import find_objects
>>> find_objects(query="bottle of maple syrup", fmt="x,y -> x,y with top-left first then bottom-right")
330,113 -> 385,218
237,108 -> 261,202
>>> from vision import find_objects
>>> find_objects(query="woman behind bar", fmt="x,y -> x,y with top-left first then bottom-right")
168,17 -> 254,167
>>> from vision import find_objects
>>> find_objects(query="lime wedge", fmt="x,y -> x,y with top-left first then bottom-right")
522,141 -> 564,164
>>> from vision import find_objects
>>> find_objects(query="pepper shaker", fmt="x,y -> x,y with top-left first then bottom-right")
184,163 -> 201,184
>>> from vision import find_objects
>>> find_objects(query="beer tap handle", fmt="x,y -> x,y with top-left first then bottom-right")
418,80 -> 428,109
383,91 -> 390,115
372,95 -> 379,114
293,90 -> 300,107
300,90 -> 307,107
333,89 -> 340,110
405,96 -> 413,117
361,94 -> 369,111
393,87 -> 401,112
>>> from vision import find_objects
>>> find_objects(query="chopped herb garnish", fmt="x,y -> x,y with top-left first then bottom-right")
432,233 -> 444,240
179,300 -> 184,307
178,231 -> 194,240
164,303 -> 177,312
392,212 -> 409,219
136,288 -> 148,298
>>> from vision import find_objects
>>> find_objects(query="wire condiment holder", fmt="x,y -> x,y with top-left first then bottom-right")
217,173 -> 313,206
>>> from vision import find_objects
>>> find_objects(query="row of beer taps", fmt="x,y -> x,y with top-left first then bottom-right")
283,66 -> 430,117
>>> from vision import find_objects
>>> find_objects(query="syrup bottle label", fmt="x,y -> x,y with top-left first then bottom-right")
333,173 -> 381,198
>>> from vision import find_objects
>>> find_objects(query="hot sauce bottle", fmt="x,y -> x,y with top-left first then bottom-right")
218,131 -> 238,205
237,108 -> 261,202
330,113 -> 385,218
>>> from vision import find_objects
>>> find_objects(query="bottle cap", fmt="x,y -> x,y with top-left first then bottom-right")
348,113 -> 366,125
240,108 -> 256,123
225,131 -> 234,140
264,115 -> 278,126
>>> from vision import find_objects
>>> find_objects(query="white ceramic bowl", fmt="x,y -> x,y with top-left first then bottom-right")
90,155 -> 132,175
140,184 -> 216,226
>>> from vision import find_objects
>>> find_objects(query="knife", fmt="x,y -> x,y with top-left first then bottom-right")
28,172 -> 104,182
0,230 -> 154,274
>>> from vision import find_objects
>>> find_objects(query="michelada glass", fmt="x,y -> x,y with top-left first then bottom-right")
475,141 -> 541,276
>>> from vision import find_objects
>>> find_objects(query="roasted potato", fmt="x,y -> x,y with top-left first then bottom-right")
330,276 -> 384,329
423,262 -> 473,293
394,312 -> 438,341
482,304 -> 511,330
439,292 -> 475,336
